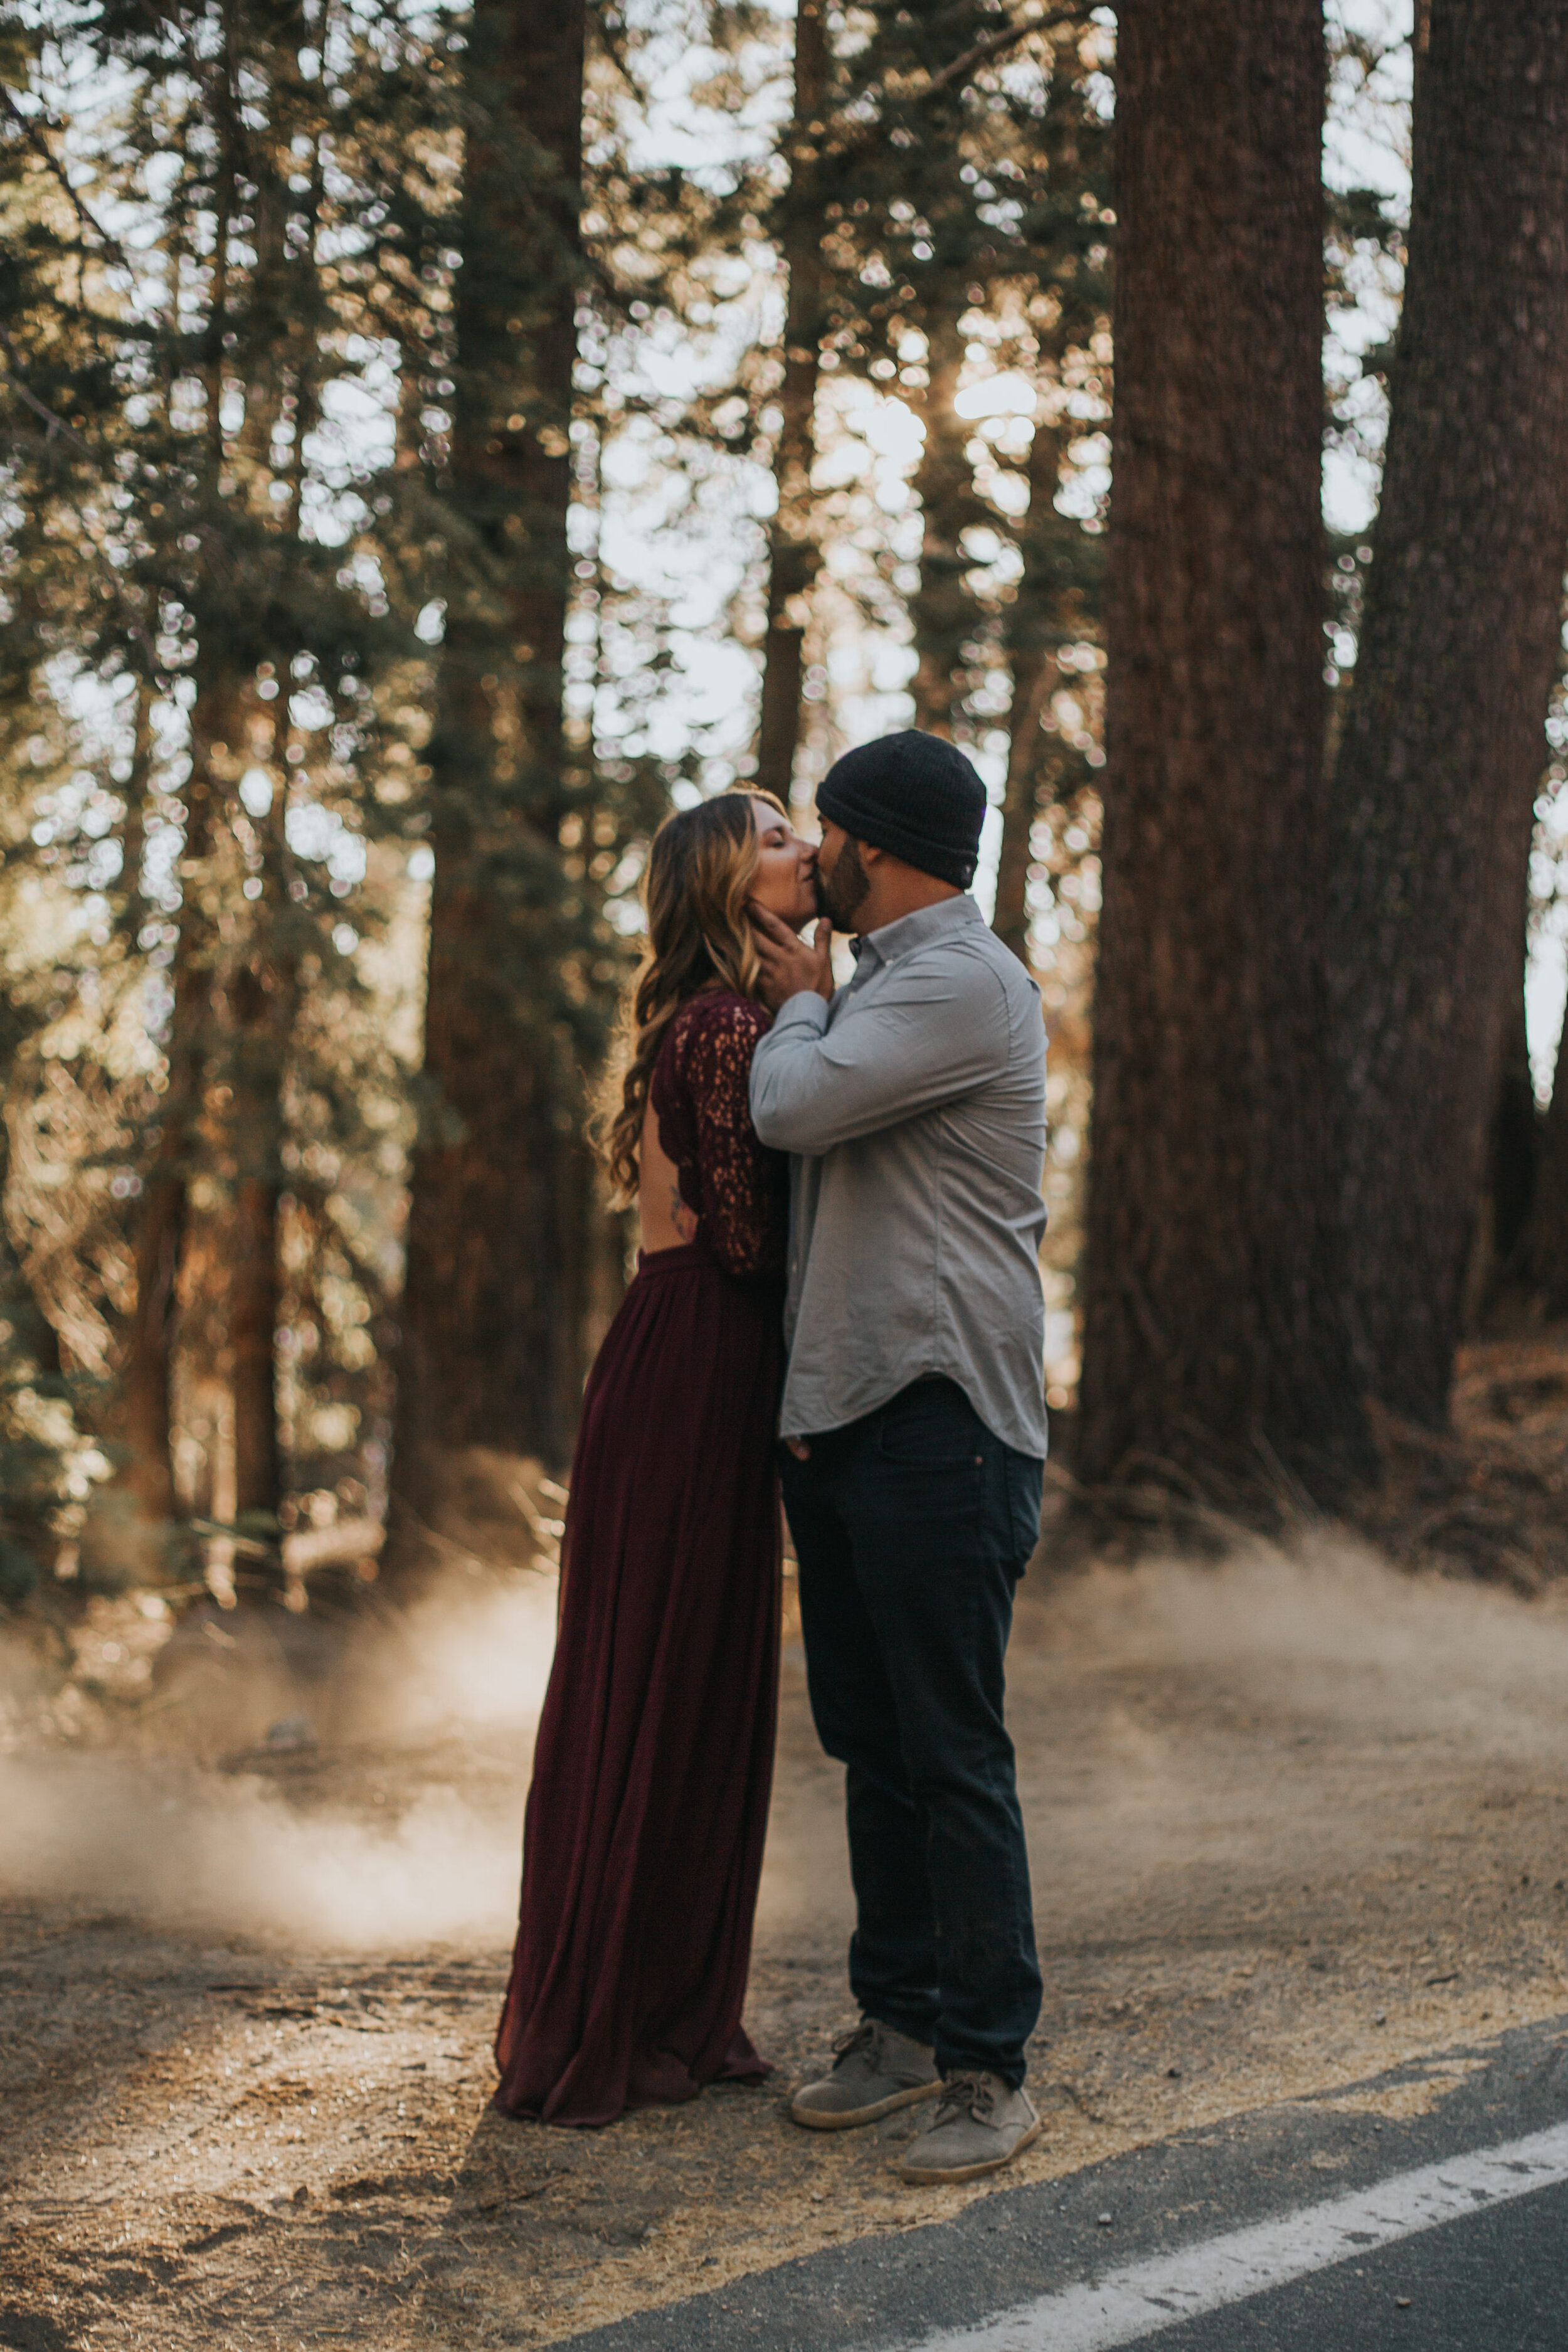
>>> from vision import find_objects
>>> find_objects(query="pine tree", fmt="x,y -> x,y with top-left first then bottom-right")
989,35 -> 1110,963
775,4 -> 1109,938
755,0 -> 829,797
906,291 -> 983,741
3,0 -> 441,1588
391,0 -> 618,1541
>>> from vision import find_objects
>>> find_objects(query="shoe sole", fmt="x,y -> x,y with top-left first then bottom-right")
891,2116 -> 1043,2183
790,2079 -> 942,2132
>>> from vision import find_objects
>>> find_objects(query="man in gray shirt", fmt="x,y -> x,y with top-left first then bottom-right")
749,729 -> 1047,2186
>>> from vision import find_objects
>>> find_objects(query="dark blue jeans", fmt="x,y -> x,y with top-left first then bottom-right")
779,1377 -> 1044,2089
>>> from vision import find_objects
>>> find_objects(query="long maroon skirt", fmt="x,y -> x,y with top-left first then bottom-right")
494,1237 -> 784,2126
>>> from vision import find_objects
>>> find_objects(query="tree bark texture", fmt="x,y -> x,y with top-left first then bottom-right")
1077,0 -> 1367,1500
755,0 -> 828,797
393,0 -> 588,1512
1326,0 -> 1568,1424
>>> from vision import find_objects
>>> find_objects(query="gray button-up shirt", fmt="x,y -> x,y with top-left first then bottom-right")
749,893 -> 1049,1458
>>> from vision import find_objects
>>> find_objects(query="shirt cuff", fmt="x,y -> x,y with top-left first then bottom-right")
773,990 -> 830,1034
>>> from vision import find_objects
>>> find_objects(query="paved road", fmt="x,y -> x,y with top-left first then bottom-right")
571,2013 -> 1568,2352
1134,2178 -> 1568,2352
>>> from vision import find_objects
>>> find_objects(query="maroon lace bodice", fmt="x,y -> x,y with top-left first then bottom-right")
649,992 -> 788,1278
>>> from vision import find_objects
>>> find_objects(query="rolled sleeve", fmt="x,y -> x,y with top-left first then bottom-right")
750,954 -> 1010,1154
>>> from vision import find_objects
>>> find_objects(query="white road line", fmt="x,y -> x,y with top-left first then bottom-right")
908,2121 -> 1568,2352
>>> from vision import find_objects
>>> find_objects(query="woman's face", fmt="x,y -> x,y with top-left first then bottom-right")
748,797 -> 820,928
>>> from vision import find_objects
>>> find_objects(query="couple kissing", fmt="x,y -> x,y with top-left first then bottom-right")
494,729 -> 1048,2188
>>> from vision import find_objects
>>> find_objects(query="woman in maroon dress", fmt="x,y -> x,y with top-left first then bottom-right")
494,790 -> 820,2127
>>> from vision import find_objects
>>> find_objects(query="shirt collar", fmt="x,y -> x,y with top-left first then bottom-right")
851,892 -> 982,974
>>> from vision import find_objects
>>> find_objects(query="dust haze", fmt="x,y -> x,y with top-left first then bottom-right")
4,1539 -> 1568,1952
1039,1534 -> 1568,1761
8,1537 -> 1568,2352
0,1572 -> 559,1951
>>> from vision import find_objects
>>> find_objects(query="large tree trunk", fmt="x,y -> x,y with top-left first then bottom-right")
229,1165 -> 282,1527
1326,0 -> 1568,1424
755,0 -> 828,797
120,93 -> 241,1537
223,75 -> 319,1564
909,289 -> 976,739
119,673 -> 181,1532
123,668 -> 233,1530
224,822 -> 297,1550
124,1170 -> 183,1528
993,395 -> 1068,963
1077,0 -> 1367,1502
992,317 -> 1094,965
391,0 -> 588,1535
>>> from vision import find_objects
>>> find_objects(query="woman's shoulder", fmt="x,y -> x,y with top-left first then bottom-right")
668,988 -> 770,1047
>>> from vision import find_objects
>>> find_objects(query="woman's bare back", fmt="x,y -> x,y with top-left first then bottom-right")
638,1096 -> 699,1253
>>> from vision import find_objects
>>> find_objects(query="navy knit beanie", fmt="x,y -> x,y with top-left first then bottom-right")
816,729 -> 987,888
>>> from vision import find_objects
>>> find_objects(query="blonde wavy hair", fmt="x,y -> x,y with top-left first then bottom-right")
600,790 -> 785,1201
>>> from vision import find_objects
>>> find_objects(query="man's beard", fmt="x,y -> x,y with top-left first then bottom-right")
819,837 -> 870,928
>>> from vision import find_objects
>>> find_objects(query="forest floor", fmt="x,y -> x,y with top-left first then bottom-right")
6,1347 -> 1568,2350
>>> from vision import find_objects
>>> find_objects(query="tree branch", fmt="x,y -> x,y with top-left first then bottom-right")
922,4 -> 1096,102
0,83 -> 137,279
0,334 -> 161,672
821,4 -> 1098,162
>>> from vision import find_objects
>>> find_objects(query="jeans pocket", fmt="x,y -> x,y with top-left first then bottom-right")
1004,1449 -> 1045,1565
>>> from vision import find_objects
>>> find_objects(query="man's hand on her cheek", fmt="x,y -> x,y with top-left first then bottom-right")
748,904 -> 834,1011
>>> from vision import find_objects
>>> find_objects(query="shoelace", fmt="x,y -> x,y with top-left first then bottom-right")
831,2020 -> 879,2066
930,2070 -> 997,2127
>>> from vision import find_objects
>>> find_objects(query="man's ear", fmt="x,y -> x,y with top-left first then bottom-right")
858,839 -> 886,867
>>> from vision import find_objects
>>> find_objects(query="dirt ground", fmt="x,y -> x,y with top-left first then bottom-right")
4,1528 -> 1568,2350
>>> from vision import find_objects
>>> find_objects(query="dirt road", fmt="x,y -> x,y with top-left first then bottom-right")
4,1542 -> 1568,2348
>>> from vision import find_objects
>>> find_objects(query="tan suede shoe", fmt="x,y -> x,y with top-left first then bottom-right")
891,2069 -> 1041,2183
790,2018 -> 941,2131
